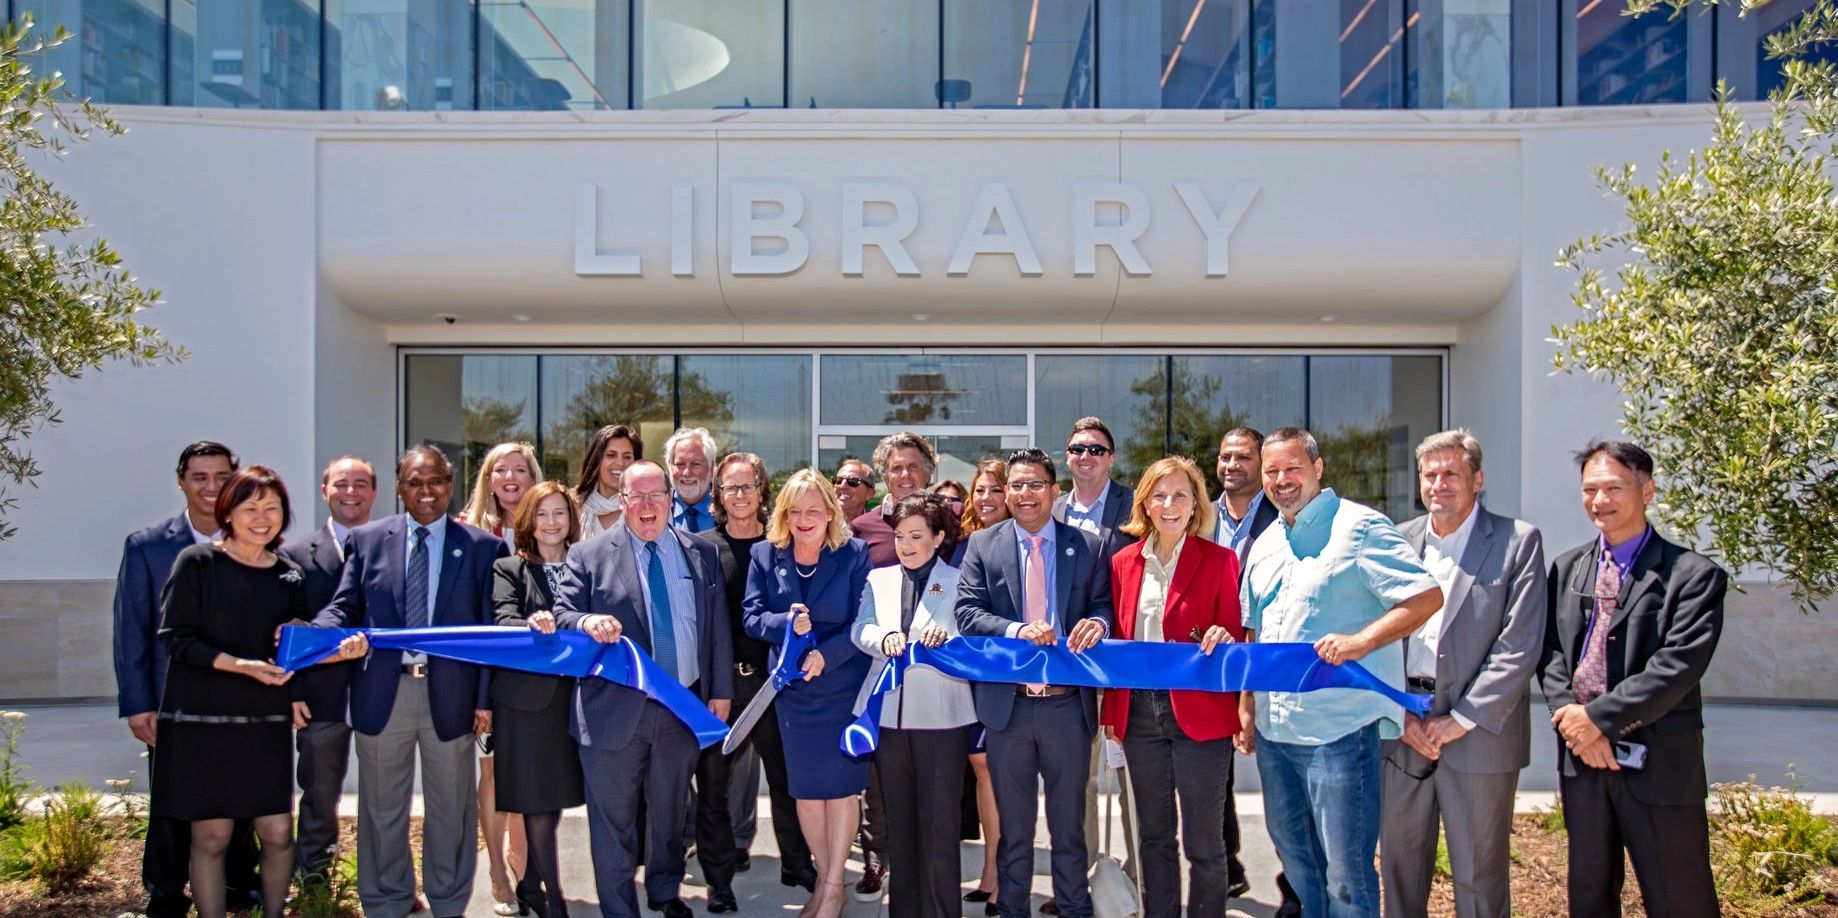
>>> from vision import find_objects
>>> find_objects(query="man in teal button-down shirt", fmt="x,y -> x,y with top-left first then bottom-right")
1236,427 -> 1442,918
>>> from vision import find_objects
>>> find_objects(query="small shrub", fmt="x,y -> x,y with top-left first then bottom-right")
1433,831 -> 1451,879
0,817 -> 41,881
1711,769 -> 1838,916
104,777 -> 146,840
294,848 -> 362,918
0,711 -> 32,831
1532,791 -> 1566,835
29,782 -> 110,894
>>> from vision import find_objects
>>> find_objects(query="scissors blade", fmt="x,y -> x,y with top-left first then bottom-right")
721,678 -> 780,756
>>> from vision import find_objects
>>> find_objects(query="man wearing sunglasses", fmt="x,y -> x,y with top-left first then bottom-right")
1052,417 -> 1134,561
1380,429 -> 1546,918
831,459 -> 877,523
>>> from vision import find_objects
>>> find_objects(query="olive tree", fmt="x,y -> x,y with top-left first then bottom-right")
1555,0 -> 1838,609
0,16 -> 180,539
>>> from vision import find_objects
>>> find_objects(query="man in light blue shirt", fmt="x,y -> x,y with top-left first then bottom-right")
1237,427 -> 1442,918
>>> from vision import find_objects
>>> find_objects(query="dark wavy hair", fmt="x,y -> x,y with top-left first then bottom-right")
214,465 -> 293,552
888,491 -> 962,563
574,424 -> 646,502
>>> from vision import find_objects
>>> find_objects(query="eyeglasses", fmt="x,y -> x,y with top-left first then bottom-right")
1007,479 -> 1052,494
1066,444 -> 1113,457
1386,750 -> 1438,781
623,491 -> 672,506
833,476 -> 871,488
719,484 -> 760,497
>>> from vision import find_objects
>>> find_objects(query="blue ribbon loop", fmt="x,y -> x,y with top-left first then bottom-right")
840,636 -> 1430,757
277,625 -> 731,749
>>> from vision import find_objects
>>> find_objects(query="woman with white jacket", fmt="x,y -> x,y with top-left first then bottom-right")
850,492 -> 978,918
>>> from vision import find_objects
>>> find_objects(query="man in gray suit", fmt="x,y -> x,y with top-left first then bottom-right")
555,460 -> 734,918
1380,429 -> 1547,918
956,448 -> 1114,918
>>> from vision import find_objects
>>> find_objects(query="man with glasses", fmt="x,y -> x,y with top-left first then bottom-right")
832,458 -> 877,523
1053,417 -> 1134,560
1381,430 -> 1546,918
956,448 -> 1114,918
312,445 -> 508,918
1538,442 -> 1724,918
1237,427 -> 1442,918
555,460 -> 733,918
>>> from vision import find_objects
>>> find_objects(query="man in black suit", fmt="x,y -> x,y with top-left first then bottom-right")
554,460 -> 733,918
1207,426 -> 1285,908
113,441 -> 259,917
956,448 -> 1114,918
1538,440 -> 1725,918
279,455 -> 376,882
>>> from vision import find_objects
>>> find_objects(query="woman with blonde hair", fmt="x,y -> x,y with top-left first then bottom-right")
459,440 -> 543,914
1099,456 -> 1244,918
742,469 -> 873,918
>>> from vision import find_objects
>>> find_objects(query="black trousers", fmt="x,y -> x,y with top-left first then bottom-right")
1560,766 -> 1718,918
1121,690 -> 1231,918
694,742 -> 739,893
859,762 -> 889,868
142,744 -> 260,917
731,669 -> 814,878
295,720 -> 353,877
879,725 -> 975,918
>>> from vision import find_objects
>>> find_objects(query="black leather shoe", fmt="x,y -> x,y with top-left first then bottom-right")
986,902 -> 999,916
735,851 -> 752,873
1274,871 -> 1302,918
780,865 -> 817,892
708,888 -> 738,913
964,890 -> 993,903
1225,878 -> 1251,899
648,899 -> 694,918
1039,899 -> 1060,915
852,863 -> 885,902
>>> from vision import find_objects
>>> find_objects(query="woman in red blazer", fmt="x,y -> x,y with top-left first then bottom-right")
1100,456 -> 1244,918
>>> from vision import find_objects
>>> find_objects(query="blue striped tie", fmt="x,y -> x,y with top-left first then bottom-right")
645,542 -> 679,681
406,526 -> 430,629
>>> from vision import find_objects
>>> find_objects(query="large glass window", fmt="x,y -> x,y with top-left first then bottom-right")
821,354 -> 1027,427
1338,0 -> 1403,109
944,0 -> 1094,109
1571,0 -> 1696,105
1309,355 -> 1440,521
170,0 -> 322,109
404,354 -> 538,515
328,0 -> 471,110
1406,0 -> 1511,109
638,0 -> 783,109
21,0 -> 166,104
1125,0 -> 1273,109
789,0 -> 939,108
539,355 -> 679,483
479,0 -> 629,110
679,355 -> 812,482
1747,0 -> 1838,99
1034,355 -> 1164,486
1169,355 -> 1306,493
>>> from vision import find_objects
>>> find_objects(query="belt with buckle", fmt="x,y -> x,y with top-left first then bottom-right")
735,662 -> 759,677
1407,677 -> 1436,694
1015,685 -> 1077,698
400,662 -> 429,679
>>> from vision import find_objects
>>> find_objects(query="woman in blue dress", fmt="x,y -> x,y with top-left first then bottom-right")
743,468 -> 872,918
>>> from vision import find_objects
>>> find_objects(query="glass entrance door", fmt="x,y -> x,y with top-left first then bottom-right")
815,352 -> 1032,484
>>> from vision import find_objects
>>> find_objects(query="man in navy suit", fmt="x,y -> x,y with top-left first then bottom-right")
313,445 -> 507,918
113,440 -> 258,918
554,460 -> 734,918
279,455 -> 376,882
956,448 -> 1115,918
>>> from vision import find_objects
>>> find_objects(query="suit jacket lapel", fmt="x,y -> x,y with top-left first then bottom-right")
1112,549 -> 1144,640
1609,532 -> 1663,632
163,513 -> 193,554
679,532 -> 716,638
998,521 -> 1027,621
430,518 -> 466,624
384,518 -> 407,624
1440,510 -> 1496,641
806,546 -> 840,603
1052,521 -> 1076,626
610,527 -> 651,650
1103,481 -> 1132,533
313,528 -> 342,573
1403,517 -> 1428,557
917,566 -> 956,633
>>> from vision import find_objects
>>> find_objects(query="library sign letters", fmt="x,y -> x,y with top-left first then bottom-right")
573,179 -> 1262,279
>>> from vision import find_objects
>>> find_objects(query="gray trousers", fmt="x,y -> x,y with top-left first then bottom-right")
1378,740 -> 1517,918
295,719 -> 353,877
353,676 -> 478,918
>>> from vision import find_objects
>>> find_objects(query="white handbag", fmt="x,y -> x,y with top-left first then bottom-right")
1088,743 -> 1143,918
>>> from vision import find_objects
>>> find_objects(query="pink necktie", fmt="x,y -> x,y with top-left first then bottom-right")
1573,560 -> 1621,704
1025,536 -> 1048,693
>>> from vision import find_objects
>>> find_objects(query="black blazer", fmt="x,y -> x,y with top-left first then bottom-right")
491,555 -> 570,712
953,519 -> 1115,732
1538,529 -> 1727,805
278,522 -> 355,723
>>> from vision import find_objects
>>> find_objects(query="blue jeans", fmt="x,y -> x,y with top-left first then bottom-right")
1255,722 -> 1381,918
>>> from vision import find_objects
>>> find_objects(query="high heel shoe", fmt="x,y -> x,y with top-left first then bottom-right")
816,880 -> 847,918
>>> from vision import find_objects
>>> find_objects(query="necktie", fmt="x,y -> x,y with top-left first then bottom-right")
646,542 -> 680,681
1025,535 -> 1048,693
406,525 -> 430,629
1573,558 -> 1621,704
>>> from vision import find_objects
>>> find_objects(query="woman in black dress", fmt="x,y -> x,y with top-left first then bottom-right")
492,480 -> 588,918
154,466 -> 303,918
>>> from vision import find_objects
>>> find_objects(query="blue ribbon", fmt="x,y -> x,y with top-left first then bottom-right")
840,636 -> 1430,757
276,625 -> 731,749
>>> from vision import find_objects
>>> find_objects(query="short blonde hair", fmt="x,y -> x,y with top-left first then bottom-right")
766,468 -> 851,551
462,441 -> 545,534
1120,456 -> 1215,540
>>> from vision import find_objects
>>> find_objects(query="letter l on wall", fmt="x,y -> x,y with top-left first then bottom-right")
575,180 -> 642,276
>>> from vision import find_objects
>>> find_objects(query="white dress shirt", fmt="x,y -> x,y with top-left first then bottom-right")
1408,505 -> 1479,729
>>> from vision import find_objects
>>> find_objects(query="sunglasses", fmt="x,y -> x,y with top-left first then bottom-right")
1066,444 -> 1113,457
833,476 -> 871,488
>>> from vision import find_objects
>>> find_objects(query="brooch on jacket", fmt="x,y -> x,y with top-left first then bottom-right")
280,569 -> 303,584
928,583 -> 945,595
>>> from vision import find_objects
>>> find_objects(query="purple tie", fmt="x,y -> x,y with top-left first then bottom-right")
1573,559 -> 1621,704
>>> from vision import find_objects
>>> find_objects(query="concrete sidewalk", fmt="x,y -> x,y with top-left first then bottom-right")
11,701 -> 1837,917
